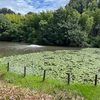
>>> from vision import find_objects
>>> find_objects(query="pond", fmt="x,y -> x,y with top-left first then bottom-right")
0,41 -> 80,57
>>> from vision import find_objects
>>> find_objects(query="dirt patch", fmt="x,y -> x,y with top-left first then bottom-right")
0,86 -> 53,100
0,81 -> 84,100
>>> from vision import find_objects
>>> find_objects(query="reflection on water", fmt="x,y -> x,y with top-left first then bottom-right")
0,41 -> 80,57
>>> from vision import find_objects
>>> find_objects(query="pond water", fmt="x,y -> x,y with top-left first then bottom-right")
0,41 -> 80,57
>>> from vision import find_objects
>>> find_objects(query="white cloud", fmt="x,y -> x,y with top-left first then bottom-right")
0,0 -> 70,14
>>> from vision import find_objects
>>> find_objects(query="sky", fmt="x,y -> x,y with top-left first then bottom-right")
0,0 -> 70,14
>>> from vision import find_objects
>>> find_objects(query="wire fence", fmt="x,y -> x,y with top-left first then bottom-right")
6,62 -> 99,86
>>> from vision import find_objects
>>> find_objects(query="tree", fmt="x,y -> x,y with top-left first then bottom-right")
98,0 -> 100,8
68,0 -> 87,13
88,0 -> 98,11
67,0 -> 99,13
0,8 -> 15,14
6,14 -> 24,24
0,14 -> 11,40
79,12 -> 94,33
91,8 -> 100,36
24,11 -> 53,43
25,13 -> 40,30
37,7 -> 88,47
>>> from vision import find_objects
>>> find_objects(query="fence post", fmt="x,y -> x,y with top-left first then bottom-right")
67,73 -> 70,85
7,62 -> 9,72
24,67 -> 26,77
43,70 -> 46,81
95,74 -> 97,86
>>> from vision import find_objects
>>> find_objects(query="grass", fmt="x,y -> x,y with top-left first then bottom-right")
0,65 -> 100,100
2,71 -> 67,94
0,48 -> 100,84
0,48 -> 100,99
68,84 -> 100,100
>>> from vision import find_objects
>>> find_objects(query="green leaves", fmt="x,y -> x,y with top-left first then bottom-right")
0,14 -> 12,40
0,5 -> 100,47
0,14 -> 11,32
68,0 -> 87,14
0,48 -> 100,83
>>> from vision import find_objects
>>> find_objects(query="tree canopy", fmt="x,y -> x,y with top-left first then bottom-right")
0,0 -> 100,47
0,8 -> 15,14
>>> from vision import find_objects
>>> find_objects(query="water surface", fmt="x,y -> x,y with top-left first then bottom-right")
0,41 -> 80,57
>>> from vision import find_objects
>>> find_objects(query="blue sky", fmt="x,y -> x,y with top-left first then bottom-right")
0,0 -> 70,14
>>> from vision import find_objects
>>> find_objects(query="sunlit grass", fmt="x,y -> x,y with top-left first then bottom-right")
0,48 -> 100,100
1,70 -> 100,100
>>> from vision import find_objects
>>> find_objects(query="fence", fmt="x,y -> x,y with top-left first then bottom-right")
7,62 -> 99,86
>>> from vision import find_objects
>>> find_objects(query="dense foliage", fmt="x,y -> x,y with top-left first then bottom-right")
0,0 -> 100,47
0,48 -> 100,83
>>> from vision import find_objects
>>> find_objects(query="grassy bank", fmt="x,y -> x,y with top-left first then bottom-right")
0,48 -> 100,99
0,68 -> 100,100
0,66 -> 82,99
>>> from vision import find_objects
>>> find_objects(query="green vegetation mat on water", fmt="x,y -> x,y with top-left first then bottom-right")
0,48 -> 100,84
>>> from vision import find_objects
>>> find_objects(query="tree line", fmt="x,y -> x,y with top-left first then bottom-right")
0,0 -> 100,47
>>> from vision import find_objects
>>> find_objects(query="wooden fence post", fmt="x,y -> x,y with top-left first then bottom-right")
43,70 -> 46,81
95,74 -> 97,86
24,67 -> 26,77
7,62 -> 9,72
67,73 -> 70,85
